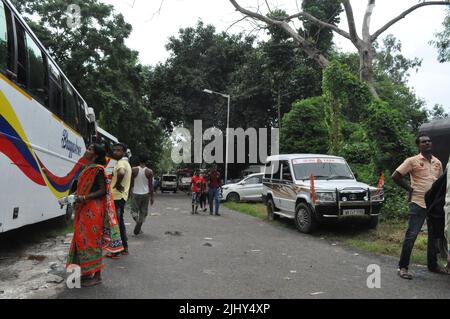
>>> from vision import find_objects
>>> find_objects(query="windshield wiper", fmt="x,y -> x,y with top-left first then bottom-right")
327,175 -> 353,180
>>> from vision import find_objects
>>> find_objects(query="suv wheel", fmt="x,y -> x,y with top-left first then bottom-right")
267,198 -> 279,221
294,203 -> 317,234
227,193 -> 240,202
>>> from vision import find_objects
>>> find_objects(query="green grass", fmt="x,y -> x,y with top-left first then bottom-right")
225,202 -> 436,266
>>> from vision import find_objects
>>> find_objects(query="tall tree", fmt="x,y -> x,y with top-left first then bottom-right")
229,0 -> 450,97
432,8 -> 450,62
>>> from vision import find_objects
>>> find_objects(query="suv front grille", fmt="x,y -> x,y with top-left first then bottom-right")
339,191 -> 368,202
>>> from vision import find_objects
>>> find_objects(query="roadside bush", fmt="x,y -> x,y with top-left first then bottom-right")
341,123 -> 372,164
281,96 -> 329,154
380,175 -> 409,222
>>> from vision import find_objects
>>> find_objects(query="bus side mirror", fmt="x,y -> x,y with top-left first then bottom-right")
354,173 -> 359,180
87,107 -> 96,123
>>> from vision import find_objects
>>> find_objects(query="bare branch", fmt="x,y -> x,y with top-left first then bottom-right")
264,0 -> 272,14
284,11 -> 351,40
342,0 -> 361,46
225,16 -> 253,33
229,0 -> 330,68
372,1 -> 450,42
362,0 -> 376,42
145,0 -> 165,22
229,0 -> 281,26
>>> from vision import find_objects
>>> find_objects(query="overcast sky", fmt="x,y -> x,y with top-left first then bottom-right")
102,0 -> 450,113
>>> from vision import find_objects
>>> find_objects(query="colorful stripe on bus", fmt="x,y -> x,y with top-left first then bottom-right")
0,90 -> 86,198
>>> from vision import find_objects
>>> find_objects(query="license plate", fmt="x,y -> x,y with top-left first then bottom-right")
343,209 -> 366,216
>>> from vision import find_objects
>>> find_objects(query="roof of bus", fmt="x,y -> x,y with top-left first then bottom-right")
4,0 -> 89,112
97,127 -> 119,143
266,154 -> 344,162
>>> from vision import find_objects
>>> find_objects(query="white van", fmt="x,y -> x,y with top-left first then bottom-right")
161,175 -> 178,193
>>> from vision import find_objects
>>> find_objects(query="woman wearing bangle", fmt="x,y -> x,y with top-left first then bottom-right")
67,144 -> 123,287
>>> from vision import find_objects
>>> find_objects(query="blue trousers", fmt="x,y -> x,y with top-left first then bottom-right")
399,203 -> 438,270
209,187 -> 220,215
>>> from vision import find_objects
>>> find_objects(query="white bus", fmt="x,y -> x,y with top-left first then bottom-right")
0,0 -> 102,233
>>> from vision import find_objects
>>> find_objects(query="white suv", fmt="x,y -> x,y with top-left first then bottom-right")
262,154 -> 384,233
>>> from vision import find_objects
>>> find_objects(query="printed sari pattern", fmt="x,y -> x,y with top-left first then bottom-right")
67,164 -> 123,275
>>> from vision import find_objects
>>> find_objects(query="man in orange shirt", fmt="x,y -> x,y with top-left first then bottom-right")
191,171 -> 204,215
393,134 -> 444,280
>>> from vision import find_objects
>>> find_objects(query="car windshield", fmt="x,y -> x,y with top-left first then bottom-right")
163,176 -> 177,182
292,159 -> 354,181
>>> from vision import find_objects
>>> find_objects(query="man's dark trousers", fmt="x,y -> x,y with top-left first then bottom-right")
115,199 -> 128,249
399,203 -> 438,270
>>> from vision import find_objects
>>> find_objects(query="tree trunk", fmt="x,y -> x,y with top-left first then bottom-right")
359,44 -> 379,99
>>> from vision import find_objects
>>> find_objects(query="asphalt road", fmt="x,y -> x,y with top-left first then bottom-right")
58,192 -> 450,299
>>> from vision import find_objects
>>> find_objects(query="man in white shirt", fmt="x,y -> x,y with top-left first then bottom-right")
130,158 -> 154,236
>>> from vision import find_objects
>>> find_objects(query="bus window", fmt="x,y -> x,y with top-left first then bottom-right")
76,94 -> 88,140
62,80 -> 77,129
26,33 -> 47,105
0,2 -> 8,71
15,18 -> 27,87
48,59 -> 62,117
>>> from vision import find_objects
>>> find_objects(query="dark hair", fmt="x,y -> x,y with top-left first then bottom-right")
92,144 -> 107,166
416,134 -> 431,146
139,157 -> 147,165
113,143 -> 127,152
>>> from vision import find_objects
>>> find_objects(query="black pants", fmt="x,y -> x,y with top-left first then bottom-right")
115,199 -> 128,249
200,192 -> 208,209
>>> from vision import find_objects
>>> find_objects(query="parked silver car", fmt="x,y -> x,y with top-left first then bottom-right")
221,173 -> 264,202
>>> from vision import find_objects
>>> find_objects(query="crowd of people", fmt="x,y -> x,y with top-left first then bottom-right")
190,165 -> 223,216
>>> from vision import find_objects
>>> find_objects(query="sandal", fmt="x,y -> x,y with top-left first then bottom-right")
398,268 -> 413,280
106,253 -> 121,260
429,266 -> 450,275
81,278 -> 102,288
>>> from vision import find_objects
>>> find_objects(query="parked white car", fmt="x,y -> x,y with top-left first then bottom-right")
221,173 -> 264,202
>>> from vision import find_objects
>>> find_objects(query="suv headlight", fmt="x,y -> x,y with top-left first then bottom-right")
315,192 -> 336,203
371,189 -> 384,201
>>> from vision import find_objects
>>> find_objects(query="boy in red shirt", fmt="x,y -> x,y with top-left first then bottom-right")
191,171 -> 204,215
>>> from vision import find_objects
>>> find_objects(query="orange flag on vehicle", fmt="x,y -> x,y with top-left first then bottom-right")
310,175 -> 316,205
376,172 -> 385,194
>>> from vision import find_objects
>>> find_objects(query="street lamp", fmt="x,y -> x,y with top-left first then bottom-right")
203,89 -> 231,185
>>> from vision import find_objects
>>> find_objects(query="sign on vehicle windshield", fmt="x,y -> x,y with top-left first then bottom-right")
292,158 -> 346,165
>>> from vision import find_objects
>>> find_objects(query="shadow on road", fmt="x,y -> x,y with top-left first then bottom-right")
0,218 -> 72,255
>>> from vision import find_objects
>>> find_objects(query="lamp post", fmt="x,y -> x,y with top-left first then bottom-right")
203,89 -> 231,185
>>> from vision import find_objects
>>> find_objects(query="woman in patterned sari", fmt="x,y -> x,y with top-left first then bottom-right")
67,144 -> 123,287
